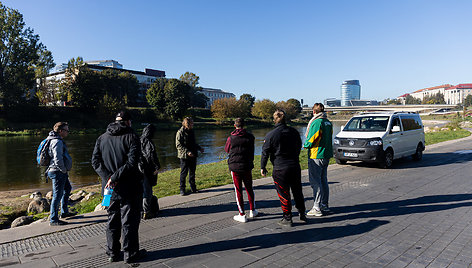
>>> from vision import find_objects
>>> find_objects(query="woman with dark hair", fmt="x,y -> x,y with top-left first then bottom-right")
139,124 -> 161,219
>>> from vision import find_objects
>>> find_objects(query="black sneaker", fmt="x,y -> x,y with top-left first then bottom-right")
191,189 -> 199,193
60,211 -> 77,218
299,214 -> 308,223
277,218 -> 293,227
125,249 -> 147,264
180,190 -> 187,196
49,220 -> 67,226
108,255 -> 121,263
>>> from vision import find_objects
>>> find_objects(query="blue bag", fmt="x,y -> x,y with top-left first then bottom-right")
102,188 -> 113,207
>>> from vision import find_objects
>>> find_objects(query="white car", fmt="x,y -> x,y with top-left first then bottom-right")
333,112 -> 425,168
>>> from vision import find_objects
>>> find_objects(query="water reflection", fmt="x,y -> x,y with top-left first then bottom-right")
0,123 -> 343,191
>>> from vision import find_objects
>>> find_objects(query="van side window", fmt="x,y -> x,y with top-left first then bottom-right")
391,117 -> 401,131
401,116 -> 422,131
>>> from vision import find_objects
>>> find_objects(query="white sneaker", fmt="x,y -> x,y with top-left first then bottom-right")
248,209 -> 259,218
306,208 -> 323,217
233,214 -> 247,223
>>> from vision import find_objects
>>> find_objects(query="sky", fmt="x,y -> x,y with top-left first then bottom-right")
3,0 -> 472,105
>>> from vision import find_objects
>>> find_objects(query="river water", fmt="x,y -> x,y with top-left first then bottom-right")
0,123 -> 343,192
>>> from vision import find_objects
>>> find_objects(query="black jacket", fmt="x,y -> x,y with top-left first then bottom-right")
261,123 -> 301,171
92,122 -> 142,197
224,128 -> 255,172
139,124 -> 160,186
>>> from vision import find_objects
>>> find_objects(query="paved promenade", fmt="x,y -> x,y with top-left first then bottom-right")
1,135 -> 472,267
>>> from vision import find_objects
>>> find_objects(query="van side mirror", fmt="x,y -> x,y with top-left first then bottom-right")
391,126 -> 401,133
341,125 -> 345,130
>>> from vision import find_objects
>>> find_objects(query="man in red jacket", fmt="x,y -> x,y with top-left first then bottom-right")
225,118 -> 258,223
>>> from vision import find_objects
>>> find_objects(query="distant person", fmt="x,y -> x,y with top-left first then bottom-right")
261,110 -> 307,227
304,103 -> 333,217
47,122 -> 75,226
224,118 -> 258,223
176,117 -> 204,196
92,111 -> 146,264
139,124 -> 161,219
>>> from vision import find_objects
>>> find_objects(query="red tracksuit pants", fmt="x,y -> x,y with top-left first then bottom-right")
272,166 -> 306,220
231,170 -> 255,215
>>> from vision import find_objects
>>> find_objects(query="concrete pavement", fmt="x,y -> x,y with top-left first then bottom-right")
1,134 -> 472,267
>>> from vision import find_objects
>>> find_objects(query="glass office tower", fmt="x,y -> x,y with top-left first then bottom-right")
341,80 -> 361,106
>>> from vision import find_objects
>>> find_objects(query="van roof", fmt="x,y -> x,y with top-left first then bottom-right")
355,111 -> 419,117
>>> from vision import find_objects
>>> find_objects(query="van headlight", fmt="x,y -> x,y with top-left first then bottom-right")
334,139 -> 340,145
369,140 -> 383,146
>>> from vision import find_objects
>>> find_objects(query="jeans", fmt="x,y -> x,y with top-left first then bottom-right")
142,174 -> 153,213
308,158 -> 329,210
180,157 -> 197,191
48,171 -> 71,223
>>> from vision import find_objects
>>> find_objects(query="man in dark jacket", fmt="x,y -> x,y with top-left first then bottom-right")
139,124 -> 160,219
91,111 -> 145,264
261,110 -> 307,227
175,117 -> 204,195
224,118 -> 258,223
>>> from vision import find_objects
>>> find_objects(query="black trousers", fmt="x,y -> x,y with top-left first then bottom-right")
106,194 -> 142,260
272,166 -> 306,220
180,157 -> 197,191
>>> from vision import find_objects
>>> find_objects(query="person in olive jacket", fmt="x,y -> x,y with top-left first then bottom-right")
224,118 -> 258,223
176,117 -> 204,195
139,124 -> 160,219
92,111 -> 145,264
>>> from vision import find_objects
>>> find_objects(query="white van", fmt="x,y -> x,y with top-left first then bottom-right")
333,112 -> 425,168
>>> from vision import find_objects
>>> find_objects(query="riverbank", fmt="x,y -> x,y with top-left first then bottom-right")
0,127 -> 470,229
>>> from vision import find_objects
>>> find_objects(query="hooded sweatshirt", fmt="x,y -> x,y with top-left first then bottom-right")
225,128 -> 255,172
91,121 -> 141,196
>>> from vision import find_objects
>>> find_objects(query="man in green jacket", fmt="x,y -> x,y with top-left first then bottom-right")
303,103 -> 333,217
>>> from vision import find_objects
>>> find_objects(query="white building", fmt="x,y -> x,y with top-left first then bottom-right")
409,84 -> 452,102
341,80 -> 361,106
200,88 -> 235,108
444,84 -> 472,105
40,60 -> 165,106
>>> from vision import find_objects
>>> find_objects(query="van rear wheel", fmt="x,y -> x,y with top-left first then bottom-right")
412,144 -> 423,161
379,149 -> 393,169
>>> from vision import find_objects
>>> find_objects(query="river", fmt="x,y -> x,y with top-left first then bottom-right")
0,123 -> 344,192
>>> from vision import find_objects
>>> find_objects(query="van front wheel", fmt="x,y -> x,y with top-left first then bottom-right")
335,159 -> 347,165
412,144 -> 423,161
379,149 -> 393,169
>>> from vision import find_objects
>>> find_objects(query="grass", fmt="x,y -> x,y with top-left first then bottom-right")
425,129 -> 470,145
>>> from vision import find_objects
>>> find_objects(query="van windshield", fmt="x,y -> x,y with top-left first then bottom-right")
344,116 -> 389,132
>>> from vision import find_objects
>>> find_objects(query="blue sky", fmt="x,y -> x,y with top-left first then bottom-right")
3,0 -> 472,105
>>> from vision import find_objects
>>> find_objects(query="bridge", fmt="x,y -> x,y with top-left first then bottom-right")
302,104 -> 457,114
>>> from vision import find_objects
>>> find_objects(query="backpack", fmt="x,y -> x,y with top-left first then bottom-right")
36,138 -> 53,166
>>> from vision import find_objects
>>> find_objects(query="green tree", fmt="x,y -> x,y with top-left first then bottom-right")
386,98 -> 402,105
287,98 -> 302,113
423,93 -> 445,104
252,99 -> 277,120
0,3 -> 55,108
179,72 -> 200,87
146,78 -> 192,119
68,67 -> 104,110
190,87 -> 209,108
211,98 -> 251,120
239,93 -> 256,108
464,95 -> 472,107
404,95 -> 421,104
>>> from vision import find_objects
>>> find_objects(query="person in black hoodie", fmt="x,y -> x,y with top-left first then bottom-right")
91,111 -> 145,264
139,124 -> 160,219
261,109 -> 307,227
224,118 -> 258,223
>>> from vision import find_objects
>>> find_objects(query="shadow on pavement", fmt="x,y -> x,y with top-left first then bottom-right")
141,219 -> 389,263
320,194 -> 472,224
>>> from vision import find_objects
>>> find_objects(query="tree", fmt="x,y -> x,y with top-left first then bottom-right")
252,99 -> 277,120
179,72 -> 200,87
287,98 -> 302,113
146,78 -> 192,119
0,3 -> 55,108
190,87 -> 209,108
276,100 -> 299,120
68,67 -> 104,110
423,93 -> 445,104
464,94 -> 472,107
239,94 -> 255,108
404,95 -> 421,105
211,98 -> 251,120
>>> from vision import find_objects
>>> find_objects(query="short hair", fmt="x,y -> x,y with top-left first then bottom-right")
234,118 -> 245,128
273,109 -> 286,124
53,122 -> 69,132
116,110 -> 131,121
313,103 -> 325,114
182,117 -> 193,128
